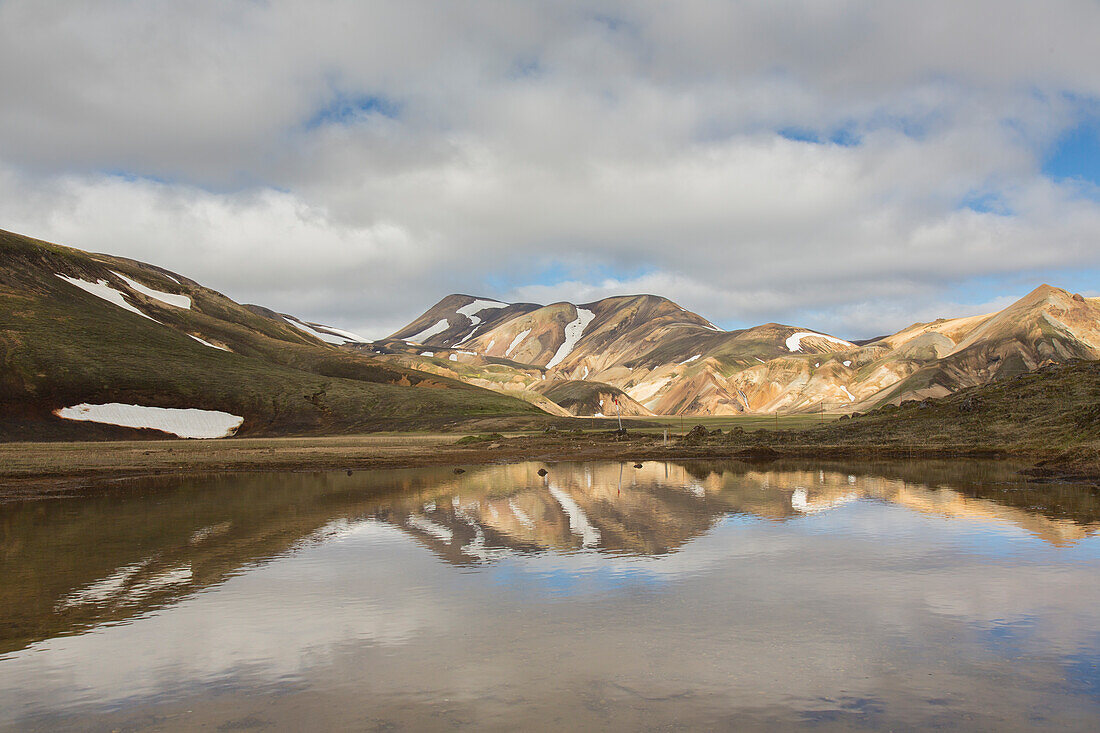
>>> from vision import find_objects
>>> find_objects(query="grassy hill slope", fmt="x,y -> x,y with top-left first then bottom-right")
0,229 -> 543,439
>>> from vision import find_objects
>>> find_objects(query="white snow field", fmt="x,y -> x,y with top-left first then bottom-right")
283,316 -> 364,345
54,403 -> 244,438
505,329 -> 532,357
679,354 -> 701,365
56,274 -> 158,322
545,307 -> 595,369
455,299 -> 508,326
188,334 -> 230,351
408,318 -> 449,343
111,271 -> 192,309
785,331 -> 855,353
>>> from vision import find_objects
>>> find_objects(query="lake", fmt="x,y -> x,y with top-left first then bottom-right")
2,460 -> 1099,731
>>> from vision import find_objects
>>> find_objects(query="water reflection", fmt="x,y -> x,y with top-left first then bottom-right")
1,460 -> 1099,730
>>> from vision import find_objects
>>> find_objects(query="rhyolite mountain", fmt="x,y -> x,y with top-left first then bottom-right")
371,286 -> 1100,416
0,229 -> 544,440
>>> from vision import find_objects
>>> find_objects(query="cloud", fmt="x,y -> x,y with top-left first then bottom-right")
2,1 -> 1100,338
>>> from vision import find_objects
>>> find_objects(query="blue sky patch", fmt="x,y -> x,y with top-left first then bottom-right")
1043,119 -> 1100,189
306,93 -> 400,129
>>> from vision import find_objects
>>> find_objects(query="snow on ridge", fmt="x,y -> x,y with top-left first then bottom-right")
54,403 -> 244,439
505,328 -> 532,357
317,324 -> 367,341
111,271 -> 191,309
545,307 -> 595,369
456,299 -> 508,326
785,331 -> 854,353
56,274 -> 159,322
408,318 -> 450,343
284,316 -> 364,345
189,334 -> 230,351
679,354 -> 701,365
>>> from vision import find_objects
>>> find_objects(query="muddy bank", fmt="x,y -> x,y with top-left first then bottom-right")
2,429 -> 1093,501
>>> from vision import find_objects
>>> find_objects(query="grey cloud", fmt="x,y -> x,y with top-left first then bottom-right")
1,1 -> 1099,338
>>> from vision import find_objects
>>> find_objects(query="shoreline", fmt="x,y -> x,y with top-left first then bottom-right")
2,432 -> 1092,501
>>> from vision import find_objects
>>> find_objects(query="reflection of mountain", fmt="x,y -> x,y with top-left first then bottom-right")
4,460 -> 1099,655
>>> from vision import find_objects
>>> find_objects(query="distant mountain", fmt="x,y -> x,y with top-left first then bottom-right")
377,286 -> 1100,415
0,229 -> 541,439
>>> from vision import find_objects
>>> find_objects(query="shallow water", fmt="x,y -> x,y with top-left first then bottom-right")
2,459 -> 1100,731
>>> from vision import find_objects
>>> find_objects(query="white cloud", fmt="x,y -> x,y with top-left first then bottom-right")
2,1 -> 1100,338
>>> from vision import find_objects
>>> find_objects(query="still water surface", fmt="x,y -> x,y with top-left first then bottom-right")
2,460 -> 1100,730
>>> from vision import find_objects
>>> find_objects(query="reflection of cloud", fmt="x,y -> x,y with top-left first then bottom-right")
2,521 -> 445,721
5,463 -> 1100,729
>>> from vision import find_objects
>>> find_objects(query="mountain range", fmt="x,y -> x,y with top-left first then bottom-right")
365,285 -> 1100,416
3,226 -> 1100,437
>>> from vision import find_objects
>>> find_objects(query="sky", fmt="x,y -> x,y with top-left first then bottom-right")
2,0 -> 1100,340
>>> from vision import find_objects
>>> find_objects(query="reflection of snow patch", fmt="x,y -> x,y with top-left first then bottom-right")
56,274 -> 158,322
55,403 -> 244,439
505,329 -> 532,357
409,319 -> 449,343
546,308 -> 595,369
786,331 -> 854,352
111,271 -> 191,309
508,499 -> 535,529
56,561 -> 151,608
406,516 -> 453,543
548,485 -> 601,547
791,488 -> 859,514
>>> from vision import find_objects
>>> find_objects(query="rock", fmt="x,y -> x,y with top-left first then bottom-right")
346,470 -> 353,476
918,399 -> 934,409
537,468 -> 549,476
453,468 -> 466,474
633,463 -> 643,469
684,424 -> 709,443
1073,292 -> 1086,303
959,395 -> 981,413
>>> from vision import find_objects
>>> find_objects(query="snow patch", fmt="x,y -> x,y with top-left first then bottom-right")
56,274 -> 158,322
755,357 -> 766,364
840,386 -> 856,402
284,316 -> 364,345
505,329 -> 531,357
111,271 -> 191,309
582,365 -> 589,379
486,339 -> 496,353
679,354 -> 701,365
409,318 -> 449,343
785,331 -> 855,352
420,351 -> 435,357
55,403 -> 244,438
456,299 -> 508,322
189,334 -> 229,351
843,360 -> 852,367
545,308 -> 595,369
449,354 -> 458,361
